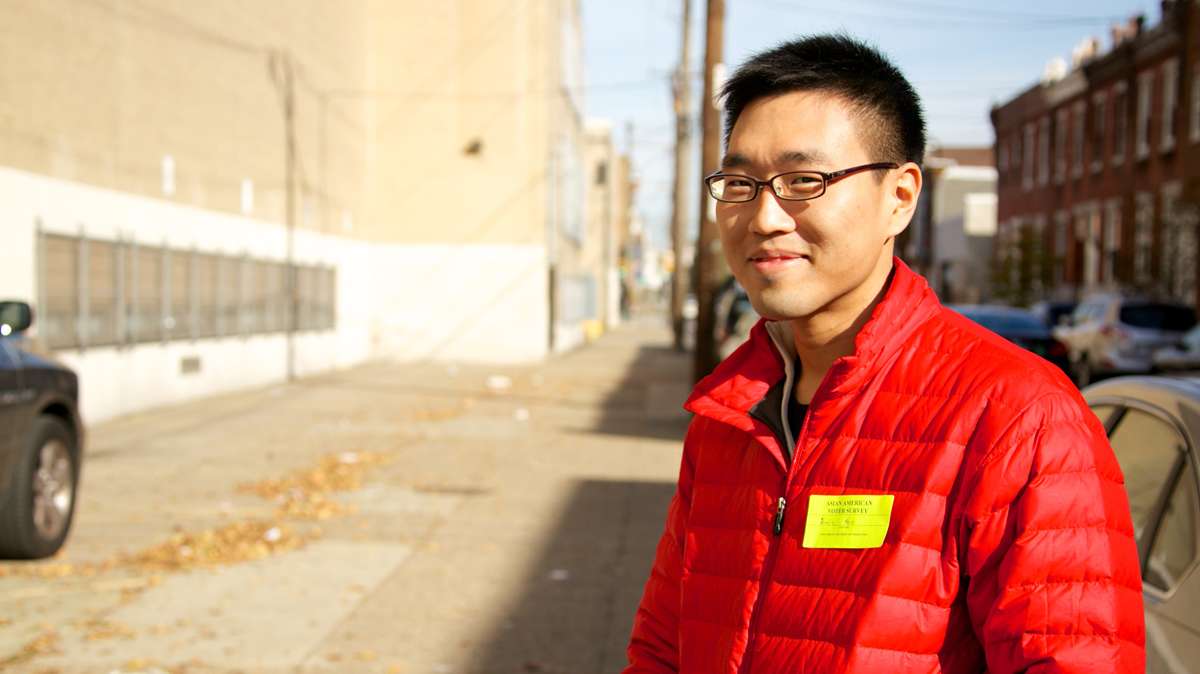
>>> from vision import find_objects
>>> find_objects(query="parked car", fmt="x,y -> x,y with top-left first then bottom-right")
1054,294 -> 1197,386
0,300 -> 83,558
1154,325 -> 1200,372
1082,375 -> 1200,672
1029,299 -> 1077,329
715,280 -> 757,360
950,304 -> 1070,373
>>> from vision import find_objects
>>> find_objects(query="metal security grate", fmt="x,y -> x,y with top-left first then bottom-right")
36,230 -> 337,351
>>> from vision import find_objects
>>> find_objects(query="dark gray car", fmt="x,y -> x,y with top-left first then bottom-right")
0,300 -> 84,558
1082,375 -> 1200,672
950,304 -> 1071,374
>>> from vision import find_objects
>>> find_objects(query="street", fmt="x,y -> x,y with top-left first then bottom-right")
0,314 -> 691,674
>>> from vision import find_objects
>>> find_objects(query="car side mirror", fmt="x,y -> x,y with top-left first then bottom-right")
0,301 -> 33,336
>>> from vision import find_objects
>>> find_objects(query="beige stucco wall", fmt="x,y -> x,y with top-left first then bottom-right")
0,0 -> 370,237
0,0 -> 583,248
363,0 -> 566,246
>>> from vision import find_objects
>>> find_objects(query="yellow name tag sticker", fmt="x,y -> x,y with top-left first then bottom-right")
802,494 -> 894,549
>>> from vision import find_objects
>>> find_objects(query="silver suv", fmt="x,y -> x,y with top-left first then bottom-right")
1054,294 -> 1196,386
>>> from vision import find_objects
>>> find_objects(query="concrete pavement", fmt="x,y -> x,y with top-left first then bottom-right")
0,313 -> 693,674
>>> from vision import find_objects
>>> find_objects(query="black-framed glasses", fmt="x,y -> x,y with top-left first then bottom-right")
704,162 -> 899,203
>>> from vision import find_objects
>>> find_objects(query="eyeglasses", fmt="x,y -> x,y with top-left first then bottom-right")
704,162 -> 899,203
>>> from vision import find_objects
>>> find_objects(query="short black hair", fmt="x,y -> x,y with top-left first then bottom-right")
721,34 -> 926,165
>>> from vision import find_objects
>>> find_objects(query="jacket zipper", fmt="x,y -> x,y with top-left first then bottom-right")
773,496 -> 787,535
736,373 -> 834,674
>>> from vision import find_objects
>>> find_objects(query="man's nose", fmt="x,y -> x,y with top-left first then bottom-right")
746,188 -> 797,236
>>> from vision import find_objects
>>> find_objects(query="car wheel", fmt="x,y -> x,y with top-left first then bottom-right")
1073,355 -> 1093,388
0,416 -> 78,559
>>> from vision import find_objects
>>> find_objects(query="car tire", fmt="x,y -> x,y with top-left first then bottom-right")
0,416 -> 79,559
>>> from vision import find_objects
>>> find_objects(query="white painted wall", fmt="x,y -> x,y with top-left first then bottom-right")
368,244 -> 549,363
0,167 -> 549,423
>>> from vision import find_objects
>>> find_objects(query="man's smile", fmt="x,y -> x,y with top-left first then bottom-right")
748,250 -> 810,273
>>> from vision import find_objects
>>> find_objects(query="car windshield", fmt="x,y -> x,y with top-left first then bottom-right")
1119,303 -> 1197,331
962,311 -> 1045,333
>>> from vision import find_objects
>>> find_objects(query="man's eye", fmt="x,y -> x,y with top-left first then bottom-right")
789,175 -> 820,186
726,178 -> 753,189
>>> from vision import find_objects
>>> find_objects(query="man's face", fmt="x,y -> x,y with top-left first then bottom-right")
717,91 -> 912,321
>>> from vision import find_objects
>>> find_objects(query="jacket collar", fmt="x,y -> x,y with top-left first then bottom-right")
684,257 -> 941,431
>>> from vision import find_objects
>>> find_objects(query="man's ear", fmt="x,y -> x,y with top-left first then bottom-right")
886,162 -> 922,237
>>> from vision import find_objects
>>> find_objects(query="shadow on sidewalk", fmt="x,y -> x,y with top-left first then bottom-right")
464,478 -> 675,674
587,344 -> 693,442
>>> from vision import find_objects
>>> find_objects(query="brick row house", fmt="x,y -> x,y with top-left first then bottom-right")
990,1 -> 1200,311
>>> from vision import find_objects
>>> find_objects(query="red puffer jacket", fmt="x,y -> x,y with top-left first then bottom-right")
625,258 -> 1144,674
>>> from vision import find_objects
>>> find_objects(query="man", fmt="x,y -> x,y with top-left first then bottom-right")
624,35 -> 1144,673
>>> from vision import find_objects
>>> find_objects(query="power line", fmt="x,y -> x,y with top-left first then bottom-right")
750,0 -> 1125,29
856,0 -> 1128,23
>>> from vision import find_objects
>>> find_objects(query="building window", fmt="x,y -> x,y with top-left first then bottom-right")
1080,203 -> 1101,289
1012,131 -> 1022,180
1177,211 -> 1197,305
1162,184 -> 1178,296
40,233 -> 80,349
321,267 -> 337,330
1103,200 -> 1122,284
35,233 -> 333,350
1162,182 -> 1195,302
1031,215 -> 1047,292
1114,82 -> 1128,164
1073,208 -> 1089,287
1135,192 -> 1155,286
1191,62 -> 1200,143
1037,116 -> 1050,186
1163,58 -> 1179,152
264,262 -> 287,333
1023,122 -> 1035,190
998,137 -> 1009,172
194,252 -> 218,339
165,249 -> 191,340
1072,101 -> 1086,178
129,243 -> 164,343
84,239 -> 119,347
1137,70 -> 1154,160
240,257 -> 260,335
296,266 -> 315,331
216,255 -> 240,337
1091,91 -> 1107,173
1009,218 -> 1023,290
1055,107 -> 1069,183
558,137 -> 585,243
1054,210 -> 1070,287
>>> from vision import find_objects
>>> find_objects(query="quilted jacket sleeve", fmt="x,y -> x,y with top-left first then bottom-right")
623,422 -> 698,674
961,392 -> 1145,673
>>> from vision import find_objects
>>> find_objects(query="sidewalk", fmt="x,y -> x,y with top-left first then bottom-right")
0,313 -> 693,674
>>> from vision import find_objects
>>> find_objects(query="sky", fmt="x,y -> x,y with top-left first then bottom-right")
582,0 -> 1161,250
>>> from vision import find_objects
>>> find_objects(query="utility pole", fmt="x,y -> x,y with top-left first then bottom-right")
670,0 -> 692,352
693,0 -> 724,382
270,50 -> 298,382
